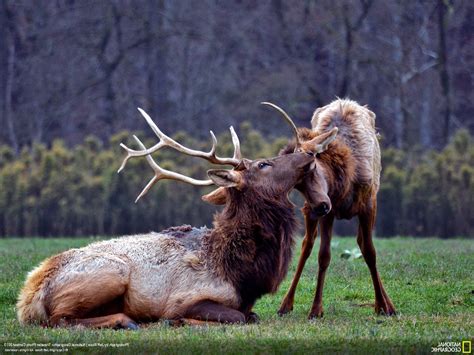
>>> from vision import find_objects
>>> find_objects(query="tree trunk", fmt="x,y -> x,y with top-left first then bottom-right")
5,30 -> 19,154
393,33 -> 404,149
147,0 -> 170,131
420,84 -> 432,148
437,0 -> 451,146
0,2 -> 6,146
339,7 -> 352,98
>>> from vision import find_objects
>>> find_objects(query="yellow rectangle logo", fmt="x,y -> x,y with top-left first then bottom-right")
462,340 -> 472,354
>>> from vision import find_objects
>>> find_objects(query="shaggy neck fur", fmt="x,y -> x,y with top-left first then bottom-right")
203,187 -> 297,311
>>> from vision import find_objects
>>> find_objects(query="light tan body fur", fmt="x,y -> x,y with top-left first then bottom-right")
17,233 -> 239,325
311,98 -> 381,189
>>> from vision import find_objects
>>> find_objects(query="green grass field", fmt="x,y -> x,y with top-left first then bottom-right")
0,237 -> 472,354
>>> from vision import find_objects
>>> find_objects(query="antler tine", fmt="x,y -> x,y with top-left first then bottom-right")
117,139 -> 165,174
229,126 -> 242,160
132,135 -> 213,203
118,108 -> 240,172
261,102 -> 301,146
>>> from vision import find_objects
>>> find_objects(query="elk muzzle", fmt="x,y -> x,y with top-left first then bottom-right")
311,201 -> 332,218
299,169 -> 332,219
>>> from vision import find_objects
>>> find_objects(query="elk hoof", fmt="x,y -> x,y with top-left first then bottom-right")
308,309 -> 324,319
164,319 -> 185,327
277,309 -> 291,317
375,300 -> 397,316
125,321 -> 140,330
246,312 -> 260,324
376,306 -> 397,316
277,303 -> 293,316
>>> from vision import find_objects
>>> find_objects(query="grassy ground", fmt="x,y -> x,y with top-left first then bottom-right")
0,237 -> 472,354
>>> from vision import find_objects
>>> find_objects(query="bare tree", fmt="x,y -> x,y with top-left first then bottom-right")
437,0 -> 452,146
0,0 -> 471,149
339,0 -> 373,97
2,2 -> 18,153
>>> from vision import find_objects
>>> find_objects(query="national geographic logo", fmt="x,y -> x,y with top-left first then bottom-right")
463,341 -> 472,354
431,340 -> 471,353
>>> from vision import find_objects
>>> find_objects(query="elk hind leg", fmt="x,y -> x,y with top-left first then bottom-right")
59,313 -> 139,329
357,199 -> 396,315
48,268 -> 134,328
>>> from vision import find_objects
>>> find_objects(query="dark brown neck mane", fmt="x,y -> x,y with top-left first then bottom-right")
204,188 -> 297,312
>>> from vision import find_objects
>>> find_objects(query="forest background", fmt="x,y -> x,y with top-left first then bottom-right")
0,0 -> 472,238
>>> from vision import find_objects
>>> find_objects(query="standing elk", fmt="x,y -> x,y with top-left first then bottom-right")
204,99 -> 396,319
270,99 -> 396,318
17,108 -> 320,329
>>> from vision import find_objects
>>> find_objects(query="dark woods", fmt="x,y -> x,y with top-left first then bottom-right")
0,1 -> 472,238
0,128 -> 472,238
0,1 -> 472,149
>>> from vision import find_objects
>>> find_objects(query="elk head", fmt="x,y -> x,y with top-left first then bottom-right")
202,102 -> 338,218
118,108 -> 315,206
261,102 -> 338,217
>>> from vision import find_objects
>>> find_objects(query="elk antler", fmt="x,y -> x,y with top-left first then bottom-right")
118,108 -> 242,202
261,102 -> 301,147
130,136 -> 214,202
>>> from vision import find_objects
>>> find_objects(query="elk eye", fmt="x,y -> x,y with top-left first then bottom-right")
305,151 -> 314,157
258,162 -> 271,169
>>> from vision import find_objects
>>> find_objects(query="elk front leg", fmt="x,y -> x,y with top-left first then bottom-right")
278,203 -> 319,316
182,300 -> 246,324
53,313 -> 139,329
308,213 -> 334,319
357,198 -> 396,315
166,318 -> 221,327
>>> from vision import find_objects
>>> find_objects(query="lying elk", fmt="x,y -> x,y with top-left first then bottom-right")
17,108 -> 319,329
204,99 -> 396,319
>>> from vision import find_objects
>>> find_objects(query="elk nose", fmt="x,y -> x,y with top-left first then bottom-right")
312,202 -> 331,217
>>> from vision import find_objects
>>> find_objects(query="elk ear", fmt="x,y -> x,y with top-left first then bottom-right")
202,187 -> 227,205
207,169 -> 242,188
307,127 -> 338,154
